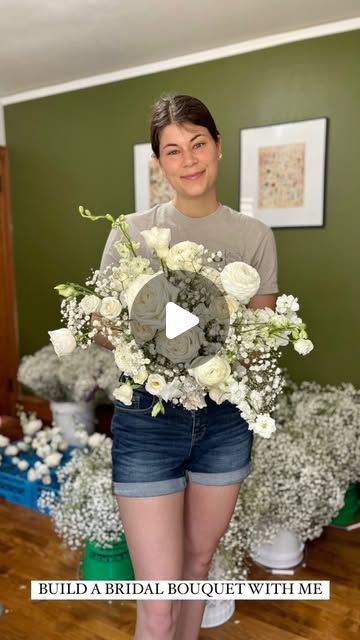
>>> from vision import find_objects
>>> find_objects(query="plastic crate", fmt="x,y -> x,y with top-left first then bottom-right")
0,441 -> 74,513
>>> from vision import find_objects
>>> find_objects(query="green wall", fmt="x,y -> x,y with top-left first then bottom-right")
5,30 -> 360,386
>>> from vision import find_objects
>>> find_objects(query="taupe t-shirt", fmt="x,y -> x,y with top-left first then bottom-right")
99,201 -> 279,295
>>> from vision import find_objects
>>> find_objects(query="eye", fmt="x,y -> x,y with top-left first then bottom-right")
167,149 -> 179,155
194,142 -> 206,149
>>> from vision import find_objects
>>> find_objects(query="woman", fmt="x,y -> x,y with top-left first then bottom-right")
98,94 -> 279,640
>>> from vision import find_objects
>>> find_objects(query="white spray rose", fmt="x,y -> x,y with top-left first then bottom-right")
294,338 -> 314,355
48,328 -> 77,357
165,241 -> 204,272
220,261 -> 260,303
155,327 -> 204,364
248,413 -> 276,438
113,384 -> 133,406
125,272 -> 178,330
188,354 -> 231,387
44,452 -> 63,467
140,227 -> 171,259
99,296 -> 122,320
80,294 -> 101,315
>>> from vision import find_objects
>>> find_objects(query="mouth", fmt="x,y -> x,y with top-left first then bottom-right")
181,170 -> 205,180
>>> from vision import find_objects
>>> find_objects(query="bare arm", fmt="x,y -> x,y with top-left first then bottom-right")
91,312 -> 114,351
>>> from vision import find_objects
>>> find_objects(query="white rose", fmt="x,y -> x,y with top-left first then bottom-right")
88,433 -> 106,448
140,227 -> 171,259
48,328 -> 77,357
113,384 -> 133,406
165,241 -> 204,272
125,272 -> 179,330
188,354 -> 231,387
155,327 -> 204,364
294,338 -> 314,355
0,435 -> 10,447
248,413 -> 276,438
99,296 -> 122,320
80,294 -> 101,315
130,319 -> 156,344
44,452 -> 63,467
23,418 -> 43,436
220,262 -> 260,303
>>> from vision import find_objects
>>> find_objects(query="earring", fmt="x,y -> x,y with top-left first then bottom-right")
218,153 -> 223,159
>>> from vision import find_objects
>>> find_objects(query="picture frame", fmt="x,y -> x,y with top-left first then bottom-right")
133,142 -> 175,211
239,117 -> 328,228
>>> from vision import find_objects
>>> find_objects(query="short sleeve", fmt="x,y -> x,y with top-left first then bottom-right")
99,228 -> 121,273
251,228 -> 279,295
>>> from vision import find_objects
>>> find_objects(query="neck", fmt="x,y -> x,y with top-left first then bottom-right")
171,192 -> 220,218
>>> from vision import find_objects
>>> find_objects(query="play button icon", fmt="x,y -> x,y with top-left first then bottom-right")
165,302 -> 199,339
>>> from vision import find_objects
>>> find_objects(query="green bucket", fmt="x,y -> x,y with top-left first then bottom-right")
81,533 -> 135,580
331,482 -> 360,526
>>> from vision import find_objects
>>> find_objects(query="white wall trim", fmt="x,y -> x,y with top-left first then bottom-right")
1,17 -> 360,106
0,103 -> 6,145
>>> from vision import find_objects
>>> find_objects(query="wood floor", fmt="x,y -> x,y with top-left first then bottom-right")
0,497 -> 359,640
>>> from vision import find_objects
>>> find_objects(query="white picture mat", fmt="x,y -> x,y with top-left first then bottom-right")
240,118 -> 327,228
134,142 -> 152,212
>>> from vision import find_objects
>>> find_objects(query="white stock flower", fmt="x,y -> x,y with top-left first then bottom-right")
140,227 -> 171,259
125,272 -> 178,330
165,241 -> 204,272
294,339 -> 314,355
113,384 -> 133,405
220,262 -> 260,303
99,296 -> 122,320
44,452 -> 63,467
48,328 -> 77,357
249,413 -> 276,438
133,367 -> 148,384
189,354 -> 231,387
80,295 -> 101,315
87,433 -> 106,448
155,327 -> 204,364
0,435 -> 10,447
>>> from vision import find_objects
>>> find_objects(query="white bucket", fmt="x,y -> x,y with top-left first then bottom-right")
250,528 -> 304,569
201,598 -> 235,628
50,401 -> 95,446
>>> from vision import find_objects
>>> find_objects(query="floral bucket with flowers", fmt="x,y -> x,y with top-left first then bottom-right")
81,534 -> 134,580
331,482 -> 360,526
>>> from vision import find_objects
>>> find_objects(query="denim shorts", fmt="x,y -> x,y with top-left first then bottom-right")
111,383 -> 254,497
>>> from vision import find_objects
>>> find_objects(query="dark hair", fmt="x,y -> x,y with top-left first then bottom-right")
149,94 -> 220,159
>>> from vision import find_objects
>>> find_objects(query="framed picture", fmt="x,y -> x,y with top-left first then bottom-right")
133,143 -> 175,211
239,117 -> 328,228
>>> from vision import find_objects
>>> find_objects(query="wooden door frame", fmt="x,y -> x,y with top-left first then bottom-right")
0,145 -> 20,417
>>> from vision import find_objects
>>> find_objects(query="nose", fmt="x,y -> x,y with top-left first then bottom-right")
182,149 -> 198,167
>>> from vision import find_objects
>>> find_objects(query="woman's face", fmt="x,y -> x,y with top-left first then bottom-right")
155,122 -> 221,198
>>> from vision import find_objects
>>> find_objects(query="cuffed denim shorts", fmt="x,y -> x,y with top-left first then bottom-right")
111,382 -> 253,498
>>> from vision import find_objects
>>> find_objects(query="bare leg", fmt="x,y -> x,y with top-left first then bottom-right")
116,490 -> 184,640
174,481 -> 242,640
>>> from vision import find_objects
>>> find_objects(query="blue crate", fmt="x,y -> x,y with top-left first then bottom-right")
0,441 -> 75,513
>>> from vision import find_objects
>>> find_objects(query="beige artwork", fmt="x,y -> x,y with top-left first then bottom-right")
149,157 -> 176,207
258,143 -> 305,209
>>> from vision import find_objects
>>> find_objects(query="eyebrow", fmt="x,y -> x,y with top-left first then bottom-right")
162,134 -> 206,150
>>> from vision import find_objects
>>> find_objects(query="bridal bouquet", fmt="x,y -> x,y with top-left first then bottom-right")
48,207 -> 314,438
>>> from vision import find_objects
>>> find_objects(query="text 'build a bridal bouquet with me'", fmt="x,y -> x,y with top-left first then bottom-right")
49,207 -> 314,438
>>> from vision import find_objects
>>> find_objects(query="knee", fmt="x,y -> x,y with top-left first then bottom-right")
183,545 -> 216,580
139,600 -> 177,637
